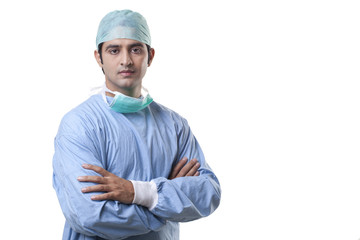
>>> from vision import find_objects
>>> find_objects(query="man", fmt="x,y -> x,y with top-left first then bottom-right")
53,9 -> 221,240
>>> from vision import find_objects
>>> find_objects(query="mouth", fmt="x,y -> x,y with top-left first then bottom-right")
119,69 -> 135,77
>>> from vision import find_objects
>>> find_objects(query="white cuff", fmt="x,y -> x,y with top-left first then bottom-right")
130,180 -> 158,210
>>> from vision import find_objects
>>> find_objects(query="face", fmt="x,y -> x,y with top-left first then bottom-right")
94,38 -> 155,97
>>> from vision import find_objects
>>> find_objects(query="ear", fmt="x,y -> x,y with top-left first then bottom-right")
94,50 -> 103,68
147,48 -> 155,67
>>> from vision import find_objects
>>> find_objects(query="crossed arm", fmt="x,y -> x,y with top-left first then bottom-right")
54,114 -> 220,238
77,157 -> 201,204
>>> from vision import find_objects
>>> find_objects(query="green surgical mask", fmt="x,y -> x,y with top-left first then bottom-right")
102,84 -> 153,113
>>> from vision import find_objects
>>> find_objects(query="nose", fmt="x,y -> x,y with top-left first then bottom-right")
120,51 -> 133,66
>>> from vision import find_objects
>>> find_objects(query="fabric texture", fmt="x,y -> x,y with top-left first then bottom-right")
53,94 -> 221,240
96,9 -> 151,48
130,180 -> 158,210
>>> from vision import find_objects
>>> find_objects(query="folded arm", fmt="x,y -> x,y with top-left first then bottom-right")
80,117 -> 222,223
53,111 -> 221,238
78,154 -> 220,223
78,157 -> 201,207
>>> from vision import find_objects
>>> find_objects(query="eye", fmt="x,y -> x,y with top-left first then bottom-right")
109,49 -> 119,55
131,47 -> 142,54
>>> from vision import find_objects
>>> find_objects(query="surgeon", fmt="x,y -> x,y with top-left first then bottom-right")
53,9 -> 221,240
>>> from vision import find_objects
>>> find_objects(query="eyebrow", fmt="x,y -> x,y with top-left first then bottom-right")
105,43 -> 145,51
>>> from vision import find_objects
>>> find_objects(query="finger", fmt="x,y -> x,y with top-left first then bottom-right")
90,192 -> 113,201
185,162 -> 201,177
169,157 -> 188,179
81,184 -> 109,193
177,158 -> 197,177
77,175 -> 105,184
195,171 -> 200,176
82,164 -> 110,177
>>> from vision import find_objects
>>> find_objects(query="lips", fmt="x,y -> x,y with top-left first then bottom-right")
119,69 -> 135,76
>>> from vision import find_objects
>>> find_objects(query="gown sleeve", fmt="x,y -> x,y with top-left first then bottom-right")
52,114 -> 165,239
149,116 -> 221,222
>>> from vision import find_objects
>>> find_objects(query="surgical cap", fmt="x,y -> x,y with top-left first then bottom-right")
96,9 -> 151,49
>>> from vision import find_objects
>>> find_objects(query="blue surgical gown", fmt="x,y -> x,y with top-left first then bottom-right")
52,94 -> 221,239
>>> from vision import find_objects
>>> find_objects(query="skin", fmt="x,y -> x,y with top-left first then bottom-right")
78,157 -> 200,203
168,157 -> 201,180
94,38 -> 155,97
79,38 -> 201,204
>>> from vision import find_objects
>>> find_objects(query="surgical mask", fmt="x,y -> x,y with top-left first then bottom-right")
101,84 -> 153,113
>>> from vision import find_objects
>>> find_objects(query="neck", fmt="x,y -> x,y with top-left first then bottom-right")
105,82 -> 142,98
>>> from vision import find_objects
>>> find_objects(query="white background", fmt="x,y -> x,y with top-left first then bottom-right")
0,0 -> 360,239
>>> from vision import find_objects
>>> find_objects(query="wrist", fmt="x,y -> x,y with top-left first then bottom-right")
126,180 -> 135,203
130,180 -> 158,210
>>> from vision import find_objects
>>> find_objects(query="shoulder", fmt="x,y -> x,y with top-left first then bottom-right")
149,101 -> 190,130
58,95 -> 105,135
150,101 -> 185,120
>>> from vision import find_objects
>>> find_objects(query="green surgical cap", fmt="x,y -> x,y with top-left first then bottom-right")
96,9 -> 151,48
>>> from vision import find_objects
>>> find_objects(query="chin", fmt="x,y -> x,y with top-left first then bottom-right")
107,78 -> 141,91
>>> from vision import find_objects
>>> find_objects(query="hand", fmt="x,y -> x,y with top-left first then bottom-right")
77,164 -> 134,204
168,157 -> 200,180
